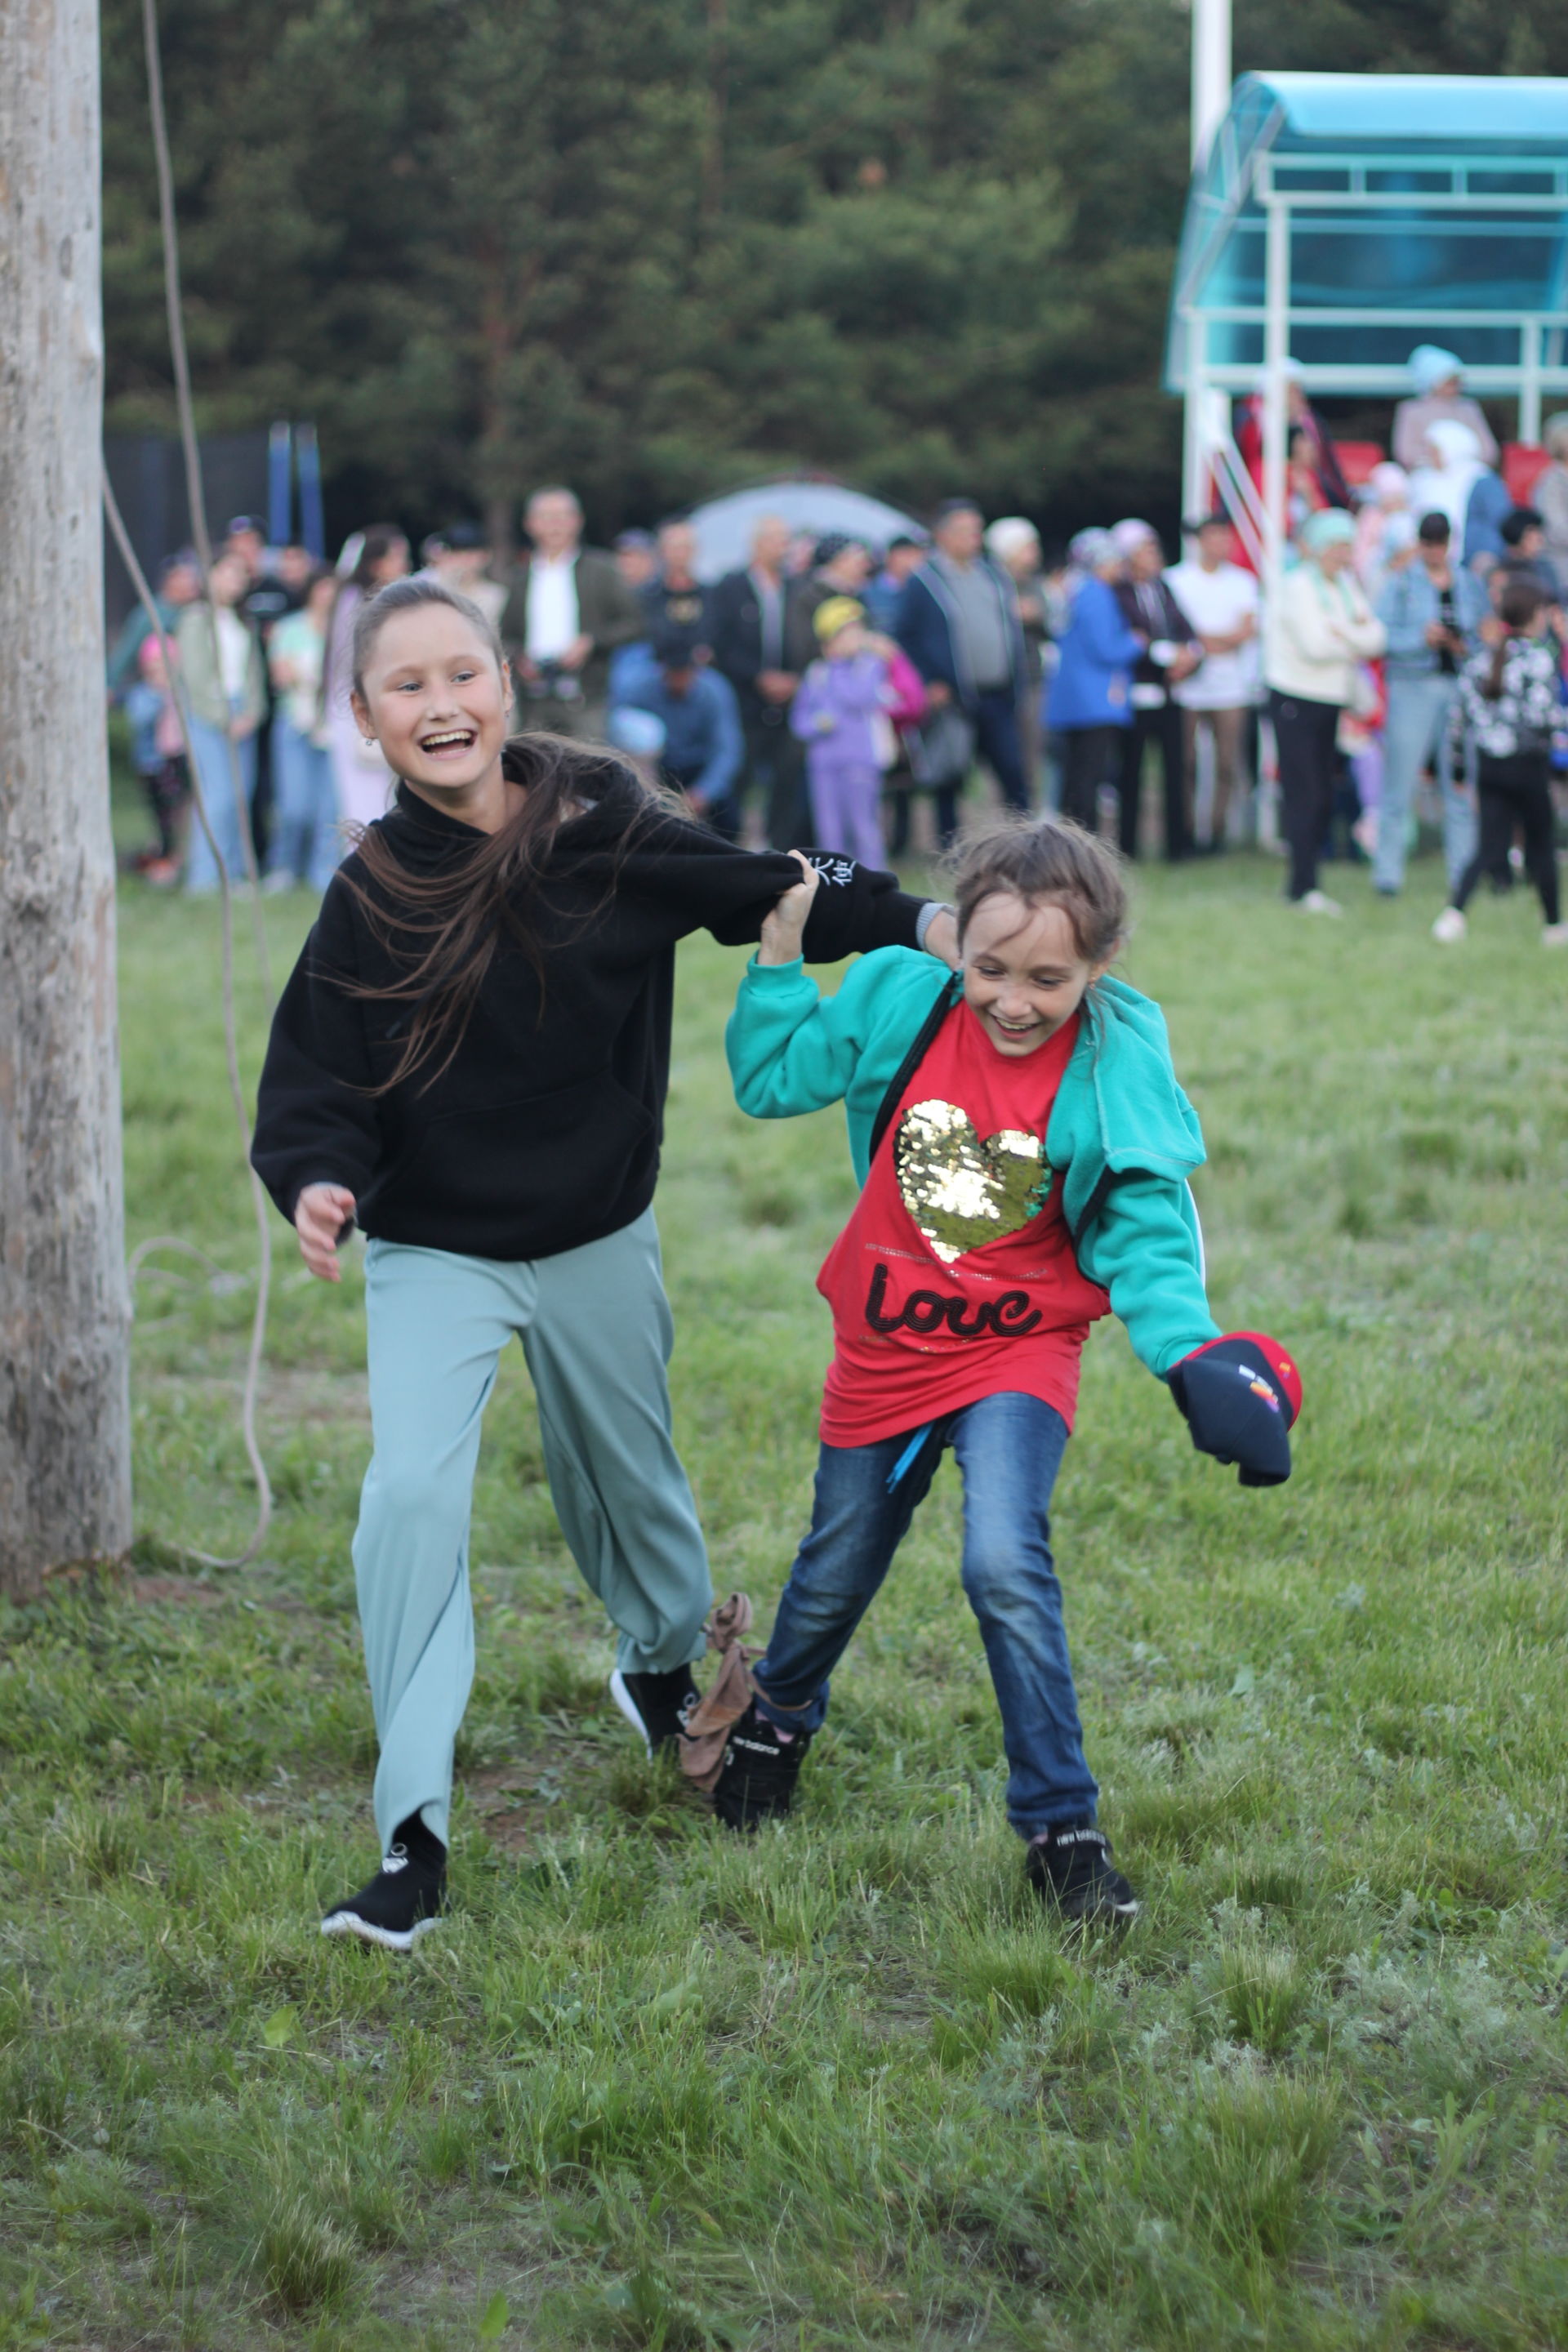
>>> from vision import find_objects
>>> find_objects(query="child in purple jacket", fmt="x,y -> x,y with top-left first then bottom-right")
791,598 -> 897,867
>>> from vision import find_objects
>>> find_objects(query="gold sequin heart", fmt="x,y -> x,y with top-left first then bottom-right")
893,1099 -> 1050,1264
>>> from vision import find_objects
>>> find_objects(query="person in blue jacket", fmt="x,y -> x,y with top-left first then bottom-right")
1372,513 -> 1491,896
613,627 -> 745,838
1046,532 -> 1146,828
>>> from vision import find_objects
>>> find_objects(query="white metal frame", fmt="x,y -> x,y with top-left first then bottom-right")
1178,136 -> 1568,598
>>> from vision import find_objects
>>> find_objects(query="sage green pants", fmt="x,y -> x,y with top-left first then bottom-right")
354,1211 -> 711,1848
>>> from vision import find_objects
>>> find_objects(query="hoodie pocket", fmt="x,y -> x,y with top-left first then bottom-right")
372,1074 -> 656,1255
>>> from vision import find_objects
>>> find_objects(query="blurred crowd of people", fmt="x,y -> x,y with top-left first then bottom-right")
1236,347 -> 1568,942
108,343 -> 1568,942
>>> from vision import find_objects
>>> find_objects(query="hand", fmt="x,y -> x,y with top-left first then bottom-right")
1168,1334 -> 1298,1487
1169,648 -> 1201,682
924,680 -> 951,707
1423,621 -> 1449,648
921,907 -> 960,969
757,670 -> 799,702
559,634 -> 594,672
294,1183 -> 357,1283
758,852 -> 822,965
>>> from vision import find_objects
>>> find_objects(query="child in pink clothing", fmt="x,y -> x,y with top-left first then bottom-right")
791,598 -> 923,866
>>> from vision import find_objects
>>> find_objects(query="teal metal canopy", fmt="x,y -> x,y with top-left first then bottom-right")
1165,73 -> 1568,414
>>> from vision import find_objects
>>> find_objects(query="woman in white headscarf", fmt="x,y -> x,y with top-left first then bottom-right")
1393,347 -> 1499,474
1406,421 -> 1511,570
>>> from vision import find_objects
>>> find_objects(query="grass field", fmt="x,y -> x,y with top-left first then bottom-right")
3,817 -> 1567,2349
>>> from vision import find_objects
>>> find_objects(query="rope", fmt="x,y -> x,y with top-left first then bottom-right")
139,0 -> 272,1004
105,483 -> 275,1568
100,0 -> 292,1566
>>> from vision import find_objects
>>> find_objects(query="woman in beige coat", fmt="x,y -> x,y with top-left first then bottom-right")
1264,510 -> 1387,914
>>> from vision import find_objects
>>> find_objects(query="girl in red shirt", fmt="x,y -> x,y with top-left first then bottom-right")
709,820 -> 1298,1922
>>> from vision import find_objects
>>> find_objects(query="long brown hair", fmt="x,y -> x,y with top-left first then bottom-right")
1481,577 -> 1546,701
337,577 -> 653,1094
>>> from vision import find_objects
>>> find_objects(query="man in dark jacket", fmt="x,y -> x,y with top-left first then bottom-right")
639,519 -> 712,648
708,513 -> 820,847
1112,523 -> 1203,861
894,498 -> 1031,813
499,487 -> 644,740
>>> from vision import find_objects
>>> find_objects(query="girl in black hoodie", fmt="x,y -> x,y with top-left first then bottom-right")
252,577 -> 948,1946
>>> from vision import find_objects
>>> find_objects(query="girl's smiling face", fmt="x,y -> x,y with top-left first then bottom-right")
352,604 -> 511,796
960,891 -> 1109,1056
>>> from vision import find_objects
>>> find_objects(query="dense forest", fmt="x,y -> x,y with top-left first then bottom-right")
101,0 -> 1568,548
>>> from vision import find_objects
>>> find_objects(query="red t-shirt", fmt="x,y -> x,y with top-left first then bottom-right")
817,1001 -> 1111,1447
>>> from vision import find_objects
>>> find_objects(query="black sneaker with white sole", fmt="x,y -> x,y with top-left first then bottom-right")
609,1664 -> 700,1758
1025,1820 -> 1139,1924
321,1814 -> 447,1953
711,1699 -> 810,1832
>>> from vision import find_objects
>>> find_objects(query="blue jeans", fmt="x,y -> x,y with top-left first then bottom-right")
970,687 -> 1031,813
1375,673 -> 1477,893
184,715 -> 257,894
752,1392 -> 1096,1837
268,717 -> 343,889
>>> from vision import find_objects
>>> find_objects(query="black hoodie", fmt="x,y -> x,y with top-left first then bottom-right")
252,765 -> 930,1263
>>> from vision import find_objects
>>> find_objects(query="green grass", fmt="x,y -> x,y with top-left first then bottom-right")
3,811 -> 1568,2347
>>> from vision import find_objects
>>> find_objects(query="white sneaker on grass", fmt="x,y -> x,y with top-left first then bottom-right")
1432,907 -> 1468,944
1544,922 -> 1568,948
1297,888 -> 1342,916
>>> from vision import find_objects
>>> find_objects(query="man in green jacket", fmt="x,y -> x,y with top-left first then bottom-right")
498,487 -> 644,742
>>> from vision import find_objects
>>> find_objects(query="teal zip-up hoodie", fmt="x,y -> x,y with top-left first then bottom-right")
725,948 -> 1220,1381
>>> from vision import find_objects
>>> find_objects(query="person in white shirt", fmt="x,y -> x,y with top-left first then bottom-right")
1165,514 -> 1261,851
498,488 -> 643,739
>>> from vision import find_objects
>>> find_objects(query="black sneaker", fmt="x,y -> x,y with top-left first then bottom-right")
711,1700 -> 810,1832
1025,1820 -> 1139,1924
609,1664 -> 700,1759
321,1815 -> 447,1953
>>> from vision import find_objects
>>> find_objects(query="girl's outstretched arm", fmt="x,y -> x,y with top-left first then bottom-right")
632,803 -> 931,960
724,911 -> 915,1121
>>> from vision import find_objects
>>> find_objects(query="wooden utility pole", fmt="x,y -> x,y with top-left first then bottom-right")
0,0 -> 133,1594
